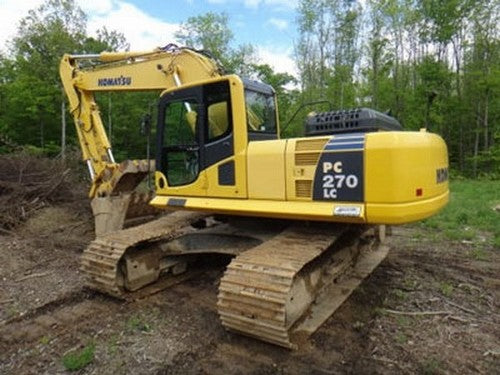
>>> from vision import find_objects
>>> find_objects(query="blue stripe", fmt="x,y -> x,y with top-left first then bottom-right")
325,143 -> 364,150
327,141 -> 365,146
326,142 -> 365,148
328,137 -> 365,144
328,133 -> 365,142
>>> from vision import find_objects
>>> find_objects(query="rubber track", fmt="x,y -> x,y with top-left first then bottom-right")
80,210 -> 206,298
217,225 -> 347,348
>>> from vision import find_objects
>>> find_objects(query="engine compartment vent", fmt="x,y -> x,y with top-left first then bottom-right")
295,152 -> 321,166
295,138 -> 328,151
295,180 -> 312,198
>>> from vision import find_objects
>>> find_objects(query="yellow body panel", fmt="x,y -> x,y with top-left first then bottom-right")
228,77 -> 250,198
205,158 -> 240,197
366,190 -> 449,224
364,131 -> 449,203
364,131 -> 449,222
150,191 -> 447,225
152,130 -> 449,225
247,140 -> 286,200
285,136 -> 331,201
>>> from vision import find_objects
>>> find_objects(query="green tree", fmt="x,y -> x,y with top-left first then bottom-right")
174,12 -> 258,74
82,27 -> 130,53
463,3 -> 500,177
12,0 -> 87,84
362,0 -> 394,111
0,0 -> 129,156
295,0 -> 362,107
175,12 -> 233,61
1,0 -> 87,152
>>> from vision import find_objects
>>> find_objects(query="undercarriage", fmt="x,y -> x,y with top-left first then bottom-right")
81,210 -> 388,348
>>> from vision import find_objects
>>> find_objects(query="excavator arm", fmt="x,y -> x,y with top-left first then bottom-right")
60,45 -> 223,199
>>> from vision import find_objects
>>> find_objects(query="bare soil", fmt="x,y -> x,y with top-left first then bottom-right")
0,203 -> 498,375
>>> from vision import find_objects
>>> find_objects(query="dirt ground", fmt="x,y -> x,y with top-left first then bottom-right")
0,203 -> 499,374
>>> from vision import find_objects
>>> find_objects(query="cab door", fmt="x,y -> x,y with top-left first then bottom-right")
200,80 -> 239,198
156,77 -> 247,199
156,85 -> 207,197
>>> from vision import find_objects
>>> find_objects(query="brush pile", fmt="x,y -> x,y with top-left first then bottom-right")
0,152 -> 87,230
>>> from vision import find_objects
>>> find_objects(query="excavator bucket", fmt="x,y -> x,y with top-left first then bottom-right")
91,194 -> 130,236
90,159 -> 161,236
91,191 -> 160,236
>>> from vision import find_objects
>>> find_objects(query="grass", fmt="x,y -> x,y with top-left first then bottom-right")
402,277 -> 419,290
6,306 -> 19,318
420,357 -> 443,375
392,288 -> 408,301
126,315 -> 152,333
396,316 -> 411,326
62,343 -> 95,371
374,307 -> 388,316
439,281 -> 454,297
39,336 -> 50,345
470,248 -> 489,261
395,332 -> 408,344
107,334 -> 120,355
420,179 -> 500,247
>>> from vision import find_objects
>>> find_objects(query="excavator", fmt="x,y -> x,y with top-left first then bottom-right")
60,44 -> 449,348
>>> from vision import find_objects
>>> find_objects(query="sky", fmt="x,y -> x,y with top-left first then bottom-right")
0,0 -> 299,75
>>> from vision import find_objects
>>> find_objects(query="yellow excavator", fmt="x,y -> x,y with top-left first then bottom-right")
60,44 -> 449,348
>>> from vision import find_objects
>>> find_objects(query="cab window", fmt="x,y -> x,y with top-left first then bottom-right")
163,99 -> 200,186
245,90 -> 277,133
164,99 -> 199,147
205,81 -> 231,141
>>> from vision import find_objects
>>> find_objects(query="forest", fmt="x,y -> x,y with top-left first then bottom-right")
0,0 -> 498,178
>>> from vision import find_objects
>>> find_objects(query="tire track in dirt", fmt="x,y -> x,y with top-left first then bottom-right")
0,290 -> 117,349
1,289 -> 91,326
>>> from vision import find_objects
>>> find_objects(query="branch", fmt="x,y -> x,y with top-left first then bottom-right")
446,315 -> 469,323
0,227 -> 15,235
15,272 -> 52,282
445,299 -> 476,315
384,309 -> 452,316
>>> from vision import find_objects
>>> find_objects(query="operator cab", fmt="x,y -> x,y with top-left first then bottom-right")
156,75 -> 278,191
